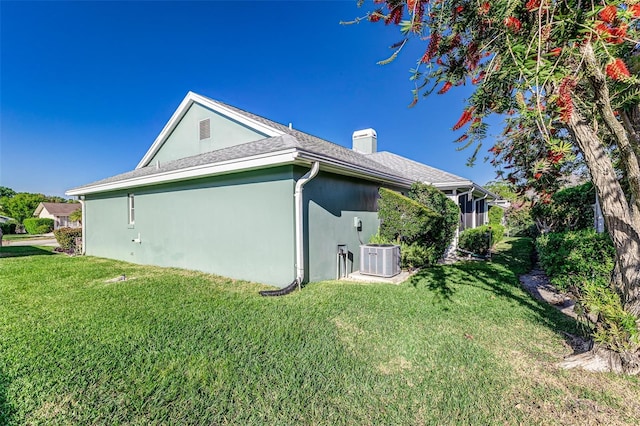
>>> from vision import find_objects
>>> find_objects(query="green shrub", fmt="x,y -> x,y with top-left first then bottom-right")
378,188 -> 440,246
53,227 -> 83,251
458,224 -> 505,256
488,206 -> 503,225
408,182 -> 460,260
400,242 -> 435,269
0,222 -> 17,235
23,218 -> 54,234
377,184 -> 460,268
535,230 -> 638,351
536,229 -> 615,291
531,182 -> 595,233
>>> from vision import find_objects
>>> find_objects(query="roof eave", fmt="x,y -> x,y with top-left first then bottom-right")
67,149 -> 299,196
295,150 -> 414,188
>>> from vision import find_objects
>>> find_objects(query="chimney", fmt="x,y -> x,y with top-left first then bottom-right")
352,128 -> 377,154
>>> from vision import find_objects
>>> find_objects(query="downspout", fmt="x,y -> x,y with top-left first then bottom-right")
79,195 -> 86,255
294,161 -> 320,287
260,161 -> 320,296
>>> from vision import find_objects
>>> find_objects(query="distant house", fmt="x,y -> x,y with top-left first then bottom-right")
34,202 -> 81,230
67,92 -> 500,287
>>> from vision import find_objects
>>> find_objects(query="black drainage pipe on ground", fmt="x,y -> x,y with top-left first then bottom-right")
259,279 -> 300,297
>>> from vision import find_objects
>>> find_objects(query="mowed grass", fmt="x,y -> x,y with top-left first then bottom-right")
1,239 -> 639,425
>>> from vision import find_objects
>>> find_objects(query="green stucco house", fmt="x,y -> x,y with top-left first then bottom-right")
67,92 -> 498,287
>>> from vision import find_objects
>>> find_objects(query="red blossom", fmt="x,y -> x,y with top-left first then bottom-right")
479,2 -> 490,15
595,22 -> 627,44
525,0 -> 541,12
631,5 -> 640,18
549,47 -> 562,57
504,16 -> 522,32
438,81 -> 453,94
452,108 -> 475,130
385,5 -> 403,25
557,76 -> 576,123
471,71 -> 485,84
598,5 -> 617,24
534,172 -> 542,180
421,32 -> 441,63
606,58 -> 631,81
369,9 -> 383,22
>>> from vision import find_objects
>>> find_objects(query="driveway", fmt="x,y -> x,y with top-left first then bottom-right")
1,236 -> 59,247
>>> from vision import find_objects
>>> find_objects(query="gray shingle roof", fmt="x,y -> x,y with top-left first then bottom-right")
366,151 -> 471,186
68,93 -> 494,197
39,202 -> 81,216
69,131 -> 407,192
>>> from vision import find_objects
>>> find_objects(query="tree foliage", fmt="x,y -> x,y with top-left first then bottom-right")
531,181 -> 596,233
0,186 -> 16,199
357,0 -> 640,364
0,193 -> 45,224
69,207 -> 82,223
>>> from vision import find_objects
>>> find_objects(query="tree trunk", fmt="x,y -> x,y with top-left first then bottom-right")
566,110 -> 640,317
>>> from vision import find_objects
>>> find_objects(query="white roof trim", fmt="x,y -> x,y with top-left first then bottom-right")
67,150 -> 298,196
295,150 -> 414,187
136,92 -> 285,169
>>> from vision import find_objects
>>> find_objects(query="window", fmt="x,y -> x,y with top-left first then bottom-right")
128,194 -> 135,225
199,118 -> 211,140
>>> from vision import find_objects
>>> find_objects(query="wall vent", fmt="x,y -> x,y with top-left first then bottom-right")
199,118 -> 211,140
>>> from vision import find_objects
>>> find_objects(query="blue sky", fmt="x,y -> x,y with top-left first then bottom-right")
1,0 -> 500,197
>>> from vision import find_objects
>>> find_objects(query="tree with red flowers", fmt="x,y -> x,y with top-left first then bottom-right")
354,0 -> 640,372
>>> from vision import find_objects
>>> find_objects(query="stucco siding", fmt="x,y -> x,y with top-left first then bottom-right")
84,167 -> 295,286
149,103 -> 268,165
303,171 -> 380,282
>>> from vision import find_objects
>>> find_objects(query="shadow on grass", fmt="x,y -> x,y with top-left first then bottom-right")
0,246 -> 55,258
409,238 -> 580,336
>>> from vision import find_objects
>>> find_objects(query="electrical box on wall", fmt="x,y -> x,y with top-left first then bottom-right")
353,217 -> 362,231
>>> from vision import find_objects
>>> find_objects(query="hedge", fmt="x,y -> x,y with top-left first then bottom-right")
0,222 -> 17,235
458,224 -> 505,256
23,218 -> 54,234
408,182 -> 460,260
53,227 -> 83,251
378,184 -> 459,267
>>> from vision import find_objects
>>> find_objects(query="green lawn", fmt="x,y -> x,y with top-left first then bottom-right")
1,239 -> 638,425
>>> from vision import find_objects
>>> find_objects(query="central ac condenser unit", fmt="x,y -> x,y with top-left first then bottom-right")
359,244 -> 401,277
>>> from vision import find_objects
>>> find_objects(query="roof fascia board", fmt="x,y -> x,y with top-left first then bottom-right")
136,92 -> 285,169
68,150 -> 298,196
295,151 -> 414,188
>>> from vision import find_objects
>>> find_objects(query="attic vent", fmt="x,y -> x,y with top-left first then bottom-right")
199,118 -> 211,140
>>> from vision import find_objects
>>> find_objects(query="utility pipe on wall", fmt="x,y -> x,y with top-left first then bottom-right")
79,196 -> 86,255
294,161 -> 320,288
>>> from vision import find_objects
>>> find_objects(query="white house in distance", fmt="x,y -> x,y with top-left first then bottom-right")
34,202 -> 81,229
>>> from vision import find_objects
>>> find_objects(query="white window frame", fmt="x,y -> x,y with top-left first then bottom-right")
128,193 -> 135,225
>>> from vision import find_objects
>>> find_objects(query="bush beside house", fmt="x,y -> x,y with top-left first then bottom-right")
458,224 -> 505,256
23,218 -> 54,234
53,227 -> 83,253
377,183 -> 459,268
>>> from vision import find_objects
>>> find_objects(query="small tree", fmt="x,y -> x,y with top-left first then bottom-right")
69,208 -> 82,224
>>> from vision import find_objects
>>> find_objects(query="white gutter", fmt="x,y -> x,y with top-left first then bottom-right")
79,196 -> 86,255
294,161 -> 320,287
